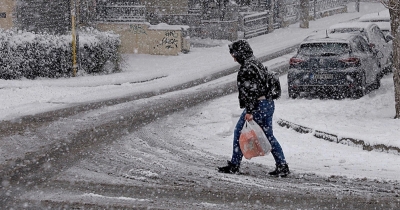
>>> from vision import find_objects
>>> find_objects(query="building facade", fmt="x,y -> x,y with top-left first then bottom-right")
145,0 -> 189,16
0,0 -> 96,33
94,0 -> 191,55
0,0 -> 15,30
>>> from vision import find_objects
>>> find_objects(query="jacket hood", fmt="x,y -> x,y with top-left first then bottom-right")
229,40 -> 254,65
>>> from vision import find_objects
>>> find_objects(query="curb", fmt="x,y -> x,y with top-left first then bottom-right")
277,118 -> 400,155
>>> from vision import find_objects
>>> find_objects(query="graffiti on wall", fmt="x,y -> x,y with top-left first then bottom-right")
156,30 -> 179,50
130,24 -> 147,35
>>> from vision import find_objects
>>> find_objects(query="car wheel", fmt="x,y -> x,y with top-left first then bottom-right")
352,72 -> 366,99
288,87 -> 299,99
366,72 -> 381,92
371,75 -> 381,90
386,53 -> 393,74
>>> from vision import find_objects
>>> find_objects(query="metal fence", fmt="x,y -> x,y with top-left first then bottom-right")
96,2 -> 146,22
284,0 -> 349,24
242,11 -> 270,39
240,0 -> 348,39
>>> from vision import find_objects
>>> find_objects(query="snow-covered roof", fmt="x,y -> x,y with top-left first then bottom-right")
148,23 -> 189,31
301,32 -> 354,44
328,22 -> 382,36
374,22 -> 391,32
358,9 -> 390,22
328,21 -> 378,31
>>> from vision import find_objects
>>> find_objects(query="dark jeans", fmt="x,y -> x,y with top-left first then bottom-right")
230,99 -> 287,166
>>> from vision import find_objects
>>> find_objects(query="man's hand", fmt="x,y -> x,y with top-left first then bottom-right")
245,113 -> 253,121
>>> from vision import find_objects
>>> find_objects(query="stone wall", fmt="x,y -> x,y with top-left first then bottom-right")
96,22 -> 190,56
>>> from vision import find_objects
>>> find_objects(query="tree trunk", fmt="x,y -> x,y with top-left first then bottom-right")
300,0 -> 309,28
268,0 -> 275,32
389,5 -> 400,118
275,0 -> 285,27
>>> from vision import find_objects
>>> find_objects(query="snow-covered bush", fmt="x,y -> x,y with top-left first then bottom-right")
0,28 -> 121,79
78,27 -> 121,75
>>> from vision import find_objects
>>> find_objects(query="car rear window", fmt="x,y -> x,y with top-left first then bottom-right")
330,28 -> 362,33
298,43 -> 349,56
368,20 -> 390,23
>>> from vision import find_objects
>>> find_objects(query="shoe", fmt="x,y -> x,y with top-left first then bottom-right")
218,160 -> 240,174
268,163 -> 290,177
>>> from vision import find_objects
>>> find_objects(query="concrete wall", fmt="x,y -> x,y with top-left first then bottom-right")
0,0 -> 15,30
96,22 -> 190,56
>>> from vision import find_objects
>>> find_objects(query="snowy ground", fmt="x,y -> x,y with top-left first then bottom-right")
170,73 -> 400,181
2,2 -> 400,182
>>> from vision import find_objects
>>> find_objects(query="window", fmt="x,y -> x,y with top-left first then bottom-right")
299,43 -> 349,56
372,26 -> 386,42
353,37 -> 372,53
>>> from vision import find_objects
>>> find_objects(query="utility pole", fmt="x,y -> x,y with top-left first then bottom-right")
71,0 -> 78,77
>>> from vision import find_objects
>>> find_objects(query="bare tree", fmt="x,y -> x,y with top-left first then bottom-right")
380,0 -> 400,118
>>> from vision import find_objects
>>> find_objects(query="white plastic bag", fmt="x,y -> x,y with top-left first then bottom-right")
239,120 -> 271,159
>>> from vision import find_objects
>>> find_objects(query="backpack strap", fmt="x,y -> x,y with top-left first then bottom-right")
248,61 -> 270,99
248,62 -> 266,83
249,61 -> 281,100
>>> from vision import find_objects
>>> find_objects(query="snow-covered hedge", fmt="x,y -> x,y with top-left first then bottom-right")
78,28 -> 121,75
0,28 -> 121,79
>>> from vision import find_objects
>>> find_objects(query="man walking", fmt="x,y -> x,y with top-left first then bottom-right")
218,40 -> 290,177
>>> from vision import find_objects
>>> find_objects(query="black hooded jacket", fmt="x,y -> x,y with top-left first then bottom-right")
229,40 -> 266,114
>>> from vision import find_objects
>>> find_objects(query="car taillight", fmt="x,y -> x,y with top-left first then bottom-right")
290,58 -> 304,65
369,43 -> 375,48
339,57 -> 360,65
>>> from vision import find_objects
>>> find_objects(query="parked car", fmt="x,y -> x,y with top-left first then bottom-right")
328,22 -> 392,74
358,10 -> 391,36
288,33 -> 381,99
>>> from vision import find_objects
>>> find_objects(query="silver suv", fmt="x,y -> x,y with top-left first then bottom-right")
329,22 -> 392,74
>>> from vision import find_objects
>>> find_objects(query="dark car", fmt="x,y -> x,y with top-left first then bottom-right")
288,32 -> 381,99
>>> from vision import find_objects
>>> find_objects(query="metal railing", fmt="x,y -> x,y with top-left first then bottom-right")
243,11 -> 270,39
312,0 -> 349,13
240,0 -> 349,39
96,3 -> 146,22
283,0 -> 349,23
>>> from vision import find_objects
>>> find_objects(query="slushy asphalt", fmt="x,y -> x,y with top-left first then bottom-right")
1,3 -> 397,183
